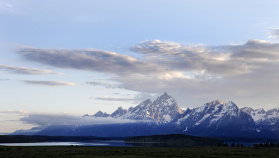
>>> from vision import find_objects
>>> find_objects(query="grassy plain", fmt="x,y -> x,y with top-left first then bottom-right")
1,146 -> 279,158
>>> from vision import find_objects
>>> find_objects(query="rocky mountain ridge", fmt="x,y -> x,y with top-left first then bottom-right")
84,92 -> 183,123
13,92 -> 279,138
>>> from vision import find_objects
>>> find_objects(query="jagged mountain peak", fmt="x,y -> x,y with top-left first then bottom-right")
139,99 -> 152,107
267,108 -> 279,114
153,92 -> 176,106
114,92 -> 183,123
225,101 -> 238,109
173,100 -> 257,137
240,107 -> 255,113
162,92 -> 169,97
93,110 -> 110,117
206,100 -> 225,106
241,107 -> 267,122
117,106 -> 125,110
95,110 -> 104,115
110,106 -> 128,118
82,114 -> 89,117
22,94 -> 279,138
203,100 -> 238,111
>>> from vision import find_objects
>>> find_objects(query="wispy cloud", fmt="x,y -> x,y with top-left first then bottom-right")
0,2 -> 13,9
0,78 -> 10,81
95,96 -> 134,102
0,2 -> 12,7
0,110 -> 29,114
269,28 -> 279,39
0,1 -> 25,14
23,80 -> 76,86
0,64 -> 62,75
86,81 -> 119,89
17,48 -> 164,76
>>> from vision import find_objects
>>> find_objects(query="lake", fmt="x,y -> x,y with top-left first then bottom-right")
0,141 -> 259,147
0,140 -> 131,147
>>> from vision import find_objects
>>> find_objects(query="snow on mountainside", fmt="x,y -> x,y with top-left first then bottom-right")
110,107 -> 128,118
265,108 -> 279,124
86,92 -> 183,123
240,107 -> 279,137
14,93 -> 279,138
171,100 -> 258,137
119,92 -> 183,123
241,107 -> 279,125
175,100 -> 241,127
240,107 -> 266,122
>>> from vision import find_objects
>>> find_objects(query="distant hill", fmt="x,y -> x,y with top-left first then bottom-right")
0,135 -> 46,143
124,134 -> 224,147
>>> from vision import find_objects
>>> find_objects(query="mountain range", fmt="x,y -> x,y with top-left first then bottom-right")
13,92 -> 279,139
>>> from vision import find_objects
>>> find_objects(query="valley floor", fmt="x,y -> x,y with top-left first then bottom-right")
1,146 -> 279,158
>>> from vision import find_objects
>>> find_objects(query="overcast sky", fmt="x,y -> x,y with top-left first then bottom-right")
1,0 -> 279,133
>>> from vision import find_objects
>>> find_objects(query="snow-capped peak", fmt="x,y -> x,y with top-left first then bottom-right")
93,111 -> 110,117
240,107 -> 266,122
110,106 -> 127,118
139,99 -> 152,107
113,92 -> 183,123
153,92 -> 176,107
206,100 -> 225,106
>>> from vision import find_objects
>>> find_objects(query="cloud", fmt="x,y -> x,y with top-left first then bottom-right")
15,38 -> 279,109
86,81 -> 119,89
94,93 -> 156,103
226,39 -> 279,61
122,39 -> 279,108
0,1 -> 25,14
95,96 -> 135,102
23,80 -> 76,86
269,28 -> 279,39
0,2 -> 13,10
17,48 -> 165,76
20,113 -> 140,126
131,39 -> 187,55
0,64 -> 62,75
0,78 -> 10,81
131,40 -> 260,77
0,110 -> 29,114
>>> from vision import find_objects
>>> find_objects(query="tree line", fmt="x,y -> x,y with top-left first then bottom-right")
219,142 -> 279,148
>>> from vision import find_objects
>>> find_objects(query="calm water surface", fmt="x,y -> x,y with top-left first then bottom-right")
0,140 -> 130,147
0,141 -> 259,147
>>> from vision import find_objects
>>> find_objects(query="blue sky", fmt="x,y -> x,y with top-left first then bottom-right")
1,0 -> 279,133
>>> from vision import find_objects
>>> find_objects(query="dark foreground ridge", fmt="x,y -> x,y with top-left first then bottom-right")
125,134 -> 224,147
1,146 -> 279,158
